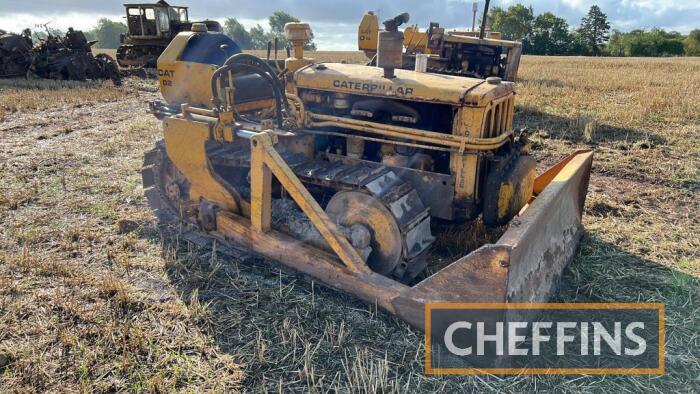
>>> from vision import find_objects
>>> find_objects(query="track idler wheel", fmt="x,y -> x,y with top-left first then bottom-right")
326,191 -> 404,275
325,184 -> 433,283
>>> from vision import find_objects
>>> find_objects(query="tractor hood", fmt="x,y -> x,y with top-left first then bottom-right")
293,62 -> 513,106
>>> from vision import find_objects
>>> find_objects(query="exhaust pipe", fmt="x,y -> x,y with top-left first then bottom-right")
479,0 -> 490,40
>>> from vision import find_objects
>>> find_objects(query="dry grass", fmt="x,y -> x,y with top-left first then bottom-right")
0,78 -> 129,117
516,56 -> 699,274
1,54 -> 698,392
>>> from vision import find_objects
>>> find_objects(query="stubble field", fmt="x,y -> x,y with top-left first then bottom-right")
0,54 -> 698,392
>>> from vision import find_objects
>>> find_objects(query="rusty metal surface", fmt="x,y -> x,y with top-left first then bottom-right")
30,29 -> 121,84
141,28 -> 594,332
325,153 -> 456,220
500,151 -> 593,302
206,141 -> 434,282
388,151 -> 593,330
393,245 -> 511,330
0,30 -> 32,78
1,28 -> 121,84
146,139 -> 593,331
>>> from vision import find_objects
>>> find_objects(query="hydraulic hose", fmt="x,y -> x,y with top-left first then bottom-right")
211,53 -> 289,128
223,53 -> 287,109
211,64 -> 285,128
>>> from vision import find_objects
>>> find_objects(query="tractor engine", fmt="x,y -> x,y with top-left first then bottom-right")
289,61 -> 532,224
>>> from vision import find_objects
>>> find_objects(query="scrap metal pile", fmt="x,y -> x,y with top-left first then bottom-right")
0,29 -> 33,78
0,28 -> 121,85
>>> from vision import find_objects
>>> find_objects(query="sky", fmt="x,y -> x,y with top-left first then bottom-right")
1,0 -> 698,50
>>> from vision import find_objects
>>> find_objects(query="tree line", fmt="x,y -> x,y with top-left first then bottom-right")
489,4 -> 700,56
223,11 -> 317,51
87,11 -> 318,51
30,6 -> 699,57
28,11 -> 316,52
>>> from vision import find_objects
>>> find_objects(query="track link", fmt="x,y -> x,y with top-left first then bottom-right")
141,142 -> 248,259
208,143 -> 434,280
144,141 -> 434,281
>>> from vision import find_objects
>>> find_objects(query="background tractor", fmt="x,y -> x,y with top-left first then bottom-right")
143,21 -> 592,330
117,0 -> 223,68
358,1 -> 522,81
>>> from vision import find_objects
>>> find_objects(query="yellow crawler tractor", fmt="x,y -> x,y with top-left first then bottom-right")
143,20 -> 592,330
358,2 -> 522,81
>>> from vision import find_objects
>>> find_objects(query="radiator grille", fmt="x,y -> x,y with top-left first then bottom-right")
483,94 -> 515,138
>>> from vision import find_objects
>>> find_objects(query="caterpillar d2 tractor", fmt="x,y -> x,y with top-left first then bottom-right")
143,19 -> 592,330
358,1 -> 522,81
117,0 -> 223,68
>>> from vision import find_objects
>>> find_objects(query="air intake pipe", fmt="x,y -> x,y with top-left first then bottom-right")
377,13 -> 409,79
479,0 -> 491,40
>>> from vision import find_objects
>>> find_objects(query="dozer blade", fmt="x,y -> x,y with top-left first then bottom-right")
391,150 -> 594,329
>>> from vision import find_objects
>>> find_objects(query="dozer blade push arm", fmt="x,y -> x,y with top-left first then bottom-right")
247,131 -> 371,274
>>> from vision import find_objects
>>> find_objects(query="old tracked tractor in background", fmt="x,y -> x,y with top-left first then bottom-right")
143,20 -> 592,330
117,0 -> 223,68
358,0 -> 522,81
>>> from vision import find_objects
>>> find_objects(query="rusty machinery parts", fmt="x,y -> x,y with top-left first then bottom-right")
117,1 -> 224,68
358,4 -> 522,81
0,27 -> 121,85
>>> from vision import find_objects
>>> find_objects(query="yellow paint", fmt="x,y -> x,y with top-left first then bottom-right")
533,150 -> 593,194
358,12 -> 379,53
497,183 -> 515,220
158,32 -> 273,112
449,104 -> 505,204
163,117 -> 247,214
440,34 -> 519,48
158,32 -> 219,108
285,57 -> 315,73
403,26 -> 430,54
250,135 -> 272,232
249,132 -> 370,274
402,28 -> 506,54
294,63 -> 504,106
